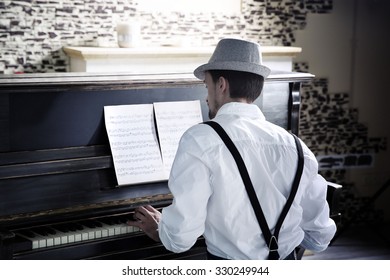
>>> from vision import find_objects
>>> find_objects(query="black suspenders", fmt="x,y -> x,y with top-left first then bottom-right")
203,121 -> 304,260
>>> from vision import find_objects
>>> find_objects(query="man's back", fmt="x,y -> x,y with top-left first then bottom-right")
160,102 -> 336,259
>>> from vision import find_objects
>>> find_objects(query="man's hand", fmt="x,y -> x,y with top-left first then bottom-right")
127,205 -> 161,242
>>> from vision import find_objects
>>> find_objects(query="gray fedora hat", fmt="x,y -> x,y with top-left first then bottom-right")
194,38 -> 271,80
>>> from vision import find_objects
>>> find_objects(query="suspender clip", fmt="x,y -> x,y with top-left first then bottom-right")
268,235 -> 279,252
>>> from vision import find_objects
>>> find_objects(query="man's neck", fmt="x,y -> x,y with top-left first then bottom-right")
225,97 -> 251,104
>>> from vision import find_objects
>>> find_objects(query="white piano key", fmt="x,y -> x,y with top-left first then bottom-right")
53,236 -> 62,246
68,234 -> 75,243
74,233 -> 82,242
60,235 -> 68,244
32,240 -> 40,249
107,227 -> 116,236
46,237 -> 54,247
95,230 -> 102,239
101,228 -> 109,238
88,230 -> 95,240
126,225 -> 135,233
120,225 -> 128,234
113,225 -> 122,235
38,238 -> 47,248
81,231 -> 89,241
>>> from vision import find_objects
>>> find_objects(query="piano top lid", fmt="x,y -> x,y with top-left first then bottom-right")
0,71 -> 314,89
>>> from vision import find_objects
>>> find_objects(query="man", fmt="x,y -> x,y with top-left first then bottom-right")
127,38 -> 336,260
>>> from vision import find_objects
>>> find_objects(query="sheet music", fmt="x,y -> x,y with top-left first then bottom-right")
154,100 -> 203,174
104,104 -> 166,185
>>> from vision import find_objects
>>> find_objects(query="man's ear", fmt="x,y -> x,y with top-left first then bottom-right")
217,76 -> 228,93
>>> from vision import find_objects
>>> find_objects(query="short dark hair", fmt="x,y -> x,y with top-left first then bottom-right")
208,70 -> 265,102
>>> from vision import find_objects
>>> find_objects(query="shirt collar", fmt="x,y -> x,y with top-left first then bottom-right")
215,102 -> 266,121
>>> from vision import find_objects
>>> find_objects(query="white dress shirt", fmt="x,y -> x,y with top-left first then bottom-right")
158,102 -> 336,259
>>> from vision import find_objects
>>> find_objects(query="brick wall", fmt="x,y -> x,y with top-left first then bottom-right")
0,0 -> 332,73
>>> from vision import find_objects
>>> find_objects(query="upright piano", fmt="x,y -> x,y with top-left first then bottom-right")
0,71 -> 313,259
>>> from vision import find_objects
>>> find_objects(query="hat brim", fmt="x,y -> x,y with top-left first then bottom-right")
193,61 -> 271,80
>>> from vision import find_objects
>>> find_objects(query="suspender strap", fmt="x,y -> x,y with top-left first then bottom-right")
203,121 -> 304,260
273,132 -> 304,243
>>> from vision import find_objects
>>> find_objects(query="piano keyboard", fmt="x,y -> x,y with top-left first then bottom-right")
15,216 -> 141,250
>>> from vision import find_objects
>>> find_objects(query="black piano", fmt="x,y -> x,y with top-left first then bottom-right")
0,71 -> 313,260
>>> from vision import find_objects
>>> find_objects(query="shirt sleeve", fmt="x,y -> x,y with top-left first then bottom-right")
158,130 -> 212,253
299,155 -> 337,252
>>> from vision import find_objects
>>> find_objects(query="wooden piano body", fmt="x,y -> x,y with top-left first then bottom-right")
0,71 -> 313,259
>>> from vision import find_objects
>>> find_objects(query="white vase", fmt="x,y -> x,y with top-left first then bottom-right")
116,21 -> 141,48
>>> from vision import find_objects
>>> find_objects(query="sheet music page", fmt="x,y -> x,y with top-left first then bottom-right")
104,104 -> 167,186
153,100 -> 203,175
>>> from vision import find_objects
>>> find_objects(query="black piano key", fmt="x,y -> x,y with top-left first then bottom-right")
53,222 -> 82,233
111,218 -> 121,224
46,227 -> 57,235
93,220 -> 103,227
69,223 -> 84,231
113,216 -> 129,224
99,217 -> 115,225
73,223 -> 84,231
67,224 -> 79,232
18,229 -> 36,238
52,224 -> 70,233
33,226 -> 51,236
82,220 -> 98,229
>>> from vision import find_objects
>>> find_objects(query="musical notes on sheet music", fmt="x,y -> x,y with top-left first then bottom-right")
154,100 -> 203,175
104,104 -> 166,185
104,101 -> 203,186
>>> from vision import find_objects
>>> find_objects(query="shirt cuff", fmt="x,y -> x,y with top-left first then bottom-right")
300,234 -> 330,252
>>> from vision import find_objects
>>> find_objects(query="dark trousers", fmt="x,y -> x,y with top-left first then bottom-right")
207,250 -> 296,260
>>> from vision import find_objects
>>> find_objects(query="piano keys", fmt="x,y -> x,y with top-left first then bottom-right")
0,71 -> 314,259
15,214 -> 141,251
